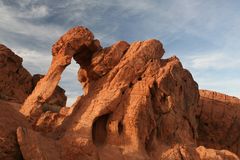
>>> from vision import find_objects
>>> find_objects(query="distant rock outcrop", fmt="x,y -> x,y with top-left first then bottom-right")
0,44 -> 32,103
0,44 -> 67,107
198,89 -> 240,157
0,27 -> 239,160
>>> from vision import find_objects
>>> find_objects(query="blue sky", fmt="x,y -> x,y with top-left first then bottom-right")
0,0 -> 239,106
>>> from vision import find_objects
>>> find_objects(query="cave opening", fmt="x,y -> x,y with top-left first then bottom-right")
92,113 -> 111,146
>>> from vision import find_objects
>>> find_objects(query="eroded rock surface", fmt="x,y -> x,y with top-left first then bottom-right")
32,74 -> 67,110
198,90 -> 240,157
0,100 -> 28,160
0,44 -> 32,103
159,145 -> 239,160
1,26 -> 239,160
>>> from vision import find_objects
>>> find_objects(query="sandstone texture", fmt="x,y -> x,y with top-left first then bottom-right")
0,100 -> 28,160
198,89 -> 240,157
0,44 -> 32,103
0,26 -> 240,160
32,74 -> 67,110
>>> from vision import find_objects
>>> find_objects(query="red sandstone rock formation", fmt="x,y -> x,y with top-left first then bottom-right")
0,26 -> 239,160
198,89 -> 240,157
0,44 -> 32,103
0,100 -> 28,160
20,26 -> 100,122
32,74 -> 67,110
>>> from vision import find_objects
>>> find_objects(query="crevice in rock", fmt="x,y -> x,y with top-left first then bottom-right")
118,121 -> 123,135
145,129 -> 155,153
183,115 -> 196,140
178,147 -> 185,160
160,92 -> 167,103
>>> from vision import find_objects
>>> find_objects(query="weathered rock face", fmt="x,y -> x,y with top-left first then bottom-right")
197,90 -> 240,157
32,74 -> 67,109
159,144 -> 239,160
0,99 -> 28,160
0,44 -> 32,103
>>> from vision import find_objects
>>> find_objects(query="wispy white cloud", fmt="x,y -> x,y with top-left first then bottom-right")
0,1 -> 64,42
18,5 -> 49,18
64,90 -> 82,107
2,0 -> 49,18
13,48 -> 51,73
60,62 -> 82,106
185,52 -> 240,70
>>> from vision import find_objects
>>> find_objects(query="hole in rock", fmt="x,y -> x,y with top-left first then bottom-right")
59,61 -> 83,107
160,92 -> 167,102
129,82 -> 133,88
118,121 -> 123,135
92,113 -> 111,146
137,77 -> 142,81
73,44 -> 92,67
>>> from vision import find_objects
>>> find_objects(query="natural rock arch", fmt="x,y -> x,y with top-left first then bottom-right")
18,26 -> 200,159
20,26 -> 101,122
15,26 -> 240,160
